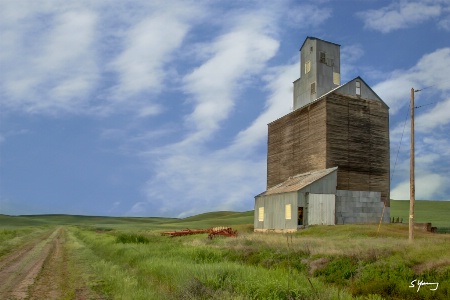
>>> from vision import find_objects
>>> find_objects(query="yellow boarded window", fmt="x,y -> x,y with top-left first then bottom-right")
305,61 -> 311,74
333,72 -> 340,85
258,207 -> 264,222
285,204 -> 291,220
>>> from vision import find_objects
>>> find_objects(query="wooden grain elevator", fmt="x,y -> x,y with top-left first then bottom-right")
255,37 -> 390,232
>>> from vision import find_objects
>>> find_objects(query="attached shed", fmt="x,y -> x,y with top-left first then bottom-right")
254,167 -> 337,232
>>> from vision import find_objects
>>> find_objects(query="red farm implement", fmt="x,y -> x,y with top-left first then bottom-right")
161,227 -> 237,239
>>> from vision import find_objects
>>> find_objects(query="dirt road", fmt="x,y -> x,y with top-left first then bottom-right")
0,227 -> 66,299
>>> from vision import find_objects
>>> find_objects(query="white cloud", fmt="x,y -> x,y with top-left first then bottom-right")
1,7 -> 98,115
132,10 -> 281,217
141,150 -> 265,218
227,62 -> 298,156
391,173 -> 450,200
416,97 -> 450,132
368,46 -> 450,203
373,48 -> 450,114
286,4 -> 332,28
0,1 -> 203,117
357,0 -> 444,33
141,62 -> 299,218
340,44 -> 364,82
110,5 -> 201,97
181,13 -> 279,143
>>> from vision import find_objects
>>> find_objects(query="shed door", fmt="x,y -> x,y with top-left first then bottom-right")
307,194 -> 335,225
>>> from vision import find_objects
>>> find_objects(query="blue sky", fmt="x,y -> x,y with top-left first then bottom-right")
1,0 -> 449,217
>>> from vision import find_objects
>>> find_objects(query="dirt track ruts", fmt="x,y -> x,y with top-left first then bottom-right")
0,227 -> 64,300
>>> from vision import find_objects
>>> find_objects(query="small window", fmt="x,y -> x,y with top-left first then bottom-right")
305,61 -> 311,74
319,52 -> 326,64
326,58 -> 333,67
258,207 -> 264,222
311,82 -> 316,94
356,81 -> 361,96
310,46 -> 313,52
285,204 -> 291,220
333,72 -> 340,85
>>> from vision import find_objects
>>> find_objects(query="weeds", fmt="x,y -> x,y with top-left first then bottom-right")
116,233 -> 149,244
2,217 -> 449,299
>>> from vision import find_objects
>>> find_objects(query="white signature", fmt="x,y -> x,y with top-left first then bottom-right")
409,279 -> 439,292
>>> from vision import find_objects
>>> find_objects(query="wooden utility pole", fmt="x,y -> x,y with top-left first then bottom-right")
409,88 -> 415,242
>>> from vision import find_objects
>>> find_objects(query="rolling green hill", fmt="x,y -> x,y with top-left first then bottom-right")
1,200 -> 448,231
390,200 -> 450,229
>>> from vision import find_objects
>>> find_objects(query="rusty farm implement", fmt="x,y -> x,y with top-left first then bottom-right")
161,227 -> 237,239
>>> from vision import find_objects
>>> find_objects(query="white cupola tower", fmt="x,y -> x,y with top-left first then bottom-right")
293,37 -> 341,110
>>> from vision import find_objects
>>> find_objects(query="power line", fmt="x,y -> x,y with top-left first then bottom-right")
415,101 -> 438,109
390,106 -> 410,183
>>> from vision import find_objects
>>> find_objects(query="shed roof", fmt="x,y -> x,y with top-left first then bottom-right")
256,167 -> 338,197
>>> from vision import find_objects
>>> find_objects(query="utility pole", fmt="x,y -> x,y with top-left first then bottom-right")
409,88 -> 415,242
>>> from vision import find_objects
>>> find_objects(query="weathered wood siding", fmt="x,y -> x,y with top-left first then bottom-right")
326,94 -> 390,206
267,99 -> 327,189
266,92 -> 390,206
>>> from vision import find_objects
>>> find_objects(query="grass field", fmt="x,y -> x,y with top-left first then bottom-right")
390,200 -> 450,230
0,200 -> 449,299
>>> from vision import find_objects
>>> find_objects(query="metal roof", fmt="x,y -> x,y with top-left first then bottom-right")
300,36 -> 341,51
257,167 -> 338,197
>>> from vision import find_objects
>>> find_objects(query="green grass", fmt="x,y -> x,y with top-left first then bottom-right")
390,200 -> 450,231
1,203 -> 449,299
61,224 -> 449,299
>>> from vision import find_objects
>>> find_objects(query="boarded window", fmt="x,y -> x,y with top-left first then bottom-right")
333,72 -> 340,85
328,58 -> 334,67
258,207 -> 264,222
319,52 -> 326,64
285,204 -> 291,220
305,61 -> 311,74
311,82 -> 316,94
356,81 -> 361,96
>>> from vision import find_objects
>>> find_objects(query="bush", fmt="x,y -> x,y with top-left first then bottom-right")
115,233 -> 149,244
314,256 -> 358,285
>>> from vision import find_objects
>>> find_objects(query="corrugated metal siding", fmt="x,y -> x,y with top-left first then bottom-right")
254,192 -> 298,230
254,197 -> 265,229
297,171 -> 337,226
293,38 -> 341,110
307,194 -> 335,225
335,78 -> 381,102
255,170 -> 337,229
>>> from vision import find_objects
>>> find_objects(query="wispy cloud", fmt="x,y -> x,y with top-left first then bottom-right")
1,5 -> 98,115
286,4 -> 332,28
228,62 -> 298,156
109,4 -> 202,98
373,48 -> 450,114
125,2 -> 338,217
391,173 -> 450,200
378,47 -> 450,201
0,1 -> 204,117
181,15 -> 279,144
340,44 -> 365,82
357,0 -> 446,33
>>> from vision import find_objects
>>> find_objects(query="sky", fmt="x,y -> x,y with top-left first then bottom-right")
1,0 -> 449,217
